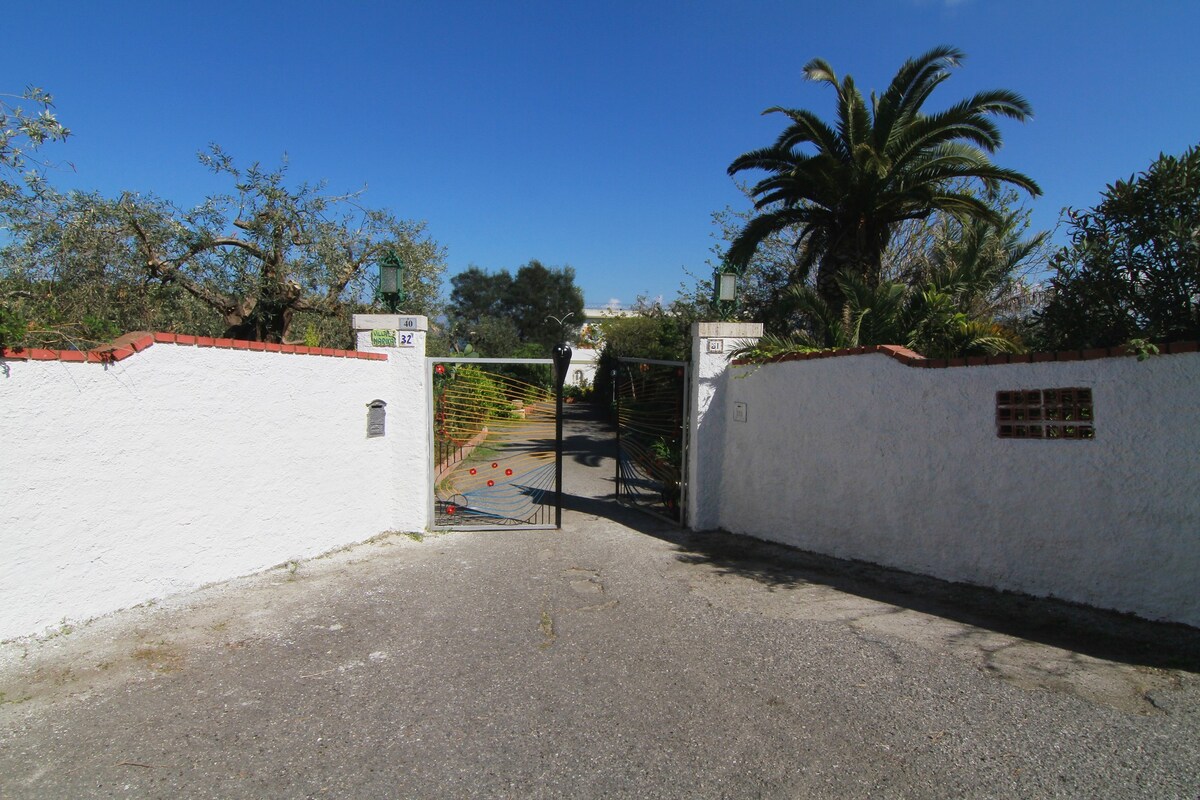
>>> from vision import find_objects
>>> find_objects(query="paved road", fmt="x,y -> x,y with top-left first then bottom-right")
2,405 -> 1198,798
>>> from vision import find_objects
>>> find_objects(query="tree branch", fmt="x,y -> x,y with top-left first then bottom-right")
124,209 -> 239,316
206,235 -> 269,263
325,245 -> 370,301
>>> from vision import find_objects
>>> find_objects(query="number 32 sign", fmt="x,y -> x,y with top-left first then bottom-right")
370,330 -> 417,348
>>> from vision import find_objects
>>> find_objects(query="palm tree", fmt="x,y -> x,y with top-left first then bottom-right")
727,45 -> 1041,312
916,201 -> 1048,324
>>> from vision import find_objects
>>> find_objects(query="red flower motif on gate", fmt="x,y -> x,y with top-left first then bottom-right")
447,504 -> 456,514
435,364 -> 446,375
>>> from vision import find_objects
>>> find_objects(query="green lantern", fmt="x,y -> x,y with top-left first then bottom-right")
714,262 -> 739,318
378,250 -> 406,313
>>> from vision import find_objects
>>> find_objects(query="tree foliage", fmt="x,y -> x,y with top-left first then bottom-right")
1,87 -> 72,349
590,303 -> 690,362
726,46 -> 1040,313
119,146 -> 444,343
757,272 -> 1023,361
688,178 -> 1048,359
447,260 -> 583,356
685,189 -> 950,337
2,145 -> 446,348
1037,144 -> 1200,348
2,190 -> 222,349
587,300 -> 693,409
448,267 -> 511,328
681,202 -> 808,335
0,87 -> 70,204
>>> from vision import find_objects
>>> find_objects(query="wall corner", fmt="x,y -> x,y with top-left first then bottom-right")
351,314 -> 431,531
687,321 -> 762,530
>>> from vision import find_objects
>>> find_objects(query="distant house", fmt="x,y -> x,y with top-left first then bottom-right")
567,306 -> 638,386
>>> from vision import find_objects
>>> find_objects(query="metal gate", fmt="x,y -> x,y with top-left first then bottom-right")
615,357 -> 689,525
429,358 -> 561,530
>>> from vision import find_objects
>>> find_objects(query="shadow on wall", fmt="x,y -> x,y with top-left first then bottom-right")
688,348 -> 740,532
644,526 -> 1200,674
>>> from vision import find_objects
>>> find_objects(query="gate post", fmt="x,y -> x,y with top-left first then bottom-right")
686,322 -> 762,530
552,343 -> 573,529
352,314 -> 430,532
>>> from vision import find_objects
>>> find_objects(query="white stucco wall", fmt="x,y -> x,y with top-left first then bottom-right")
687,322 -> 762,529
704,350 -> 1200,627
1,328 -> 429,640
353,315 -> 431,531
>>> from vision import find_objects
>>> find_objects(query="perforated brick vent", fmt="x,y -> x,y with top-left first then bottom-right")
996,388 -> 1095,440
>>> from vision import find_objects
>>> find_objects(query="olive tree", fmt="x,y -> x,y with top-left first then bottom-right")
119,146 -> 445,343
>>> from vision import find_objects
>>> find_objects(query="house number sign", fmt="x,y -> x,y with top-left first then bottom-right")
370,329 -> 417,347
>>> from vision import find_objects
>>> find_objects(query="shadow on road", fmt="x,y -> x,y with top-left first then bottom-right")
561,400 -> 1200,674
661,528 -> 1200,673
560,402 -> 680,536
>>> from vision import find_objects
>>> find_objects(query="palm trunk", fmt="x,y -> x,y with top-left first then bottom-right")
816,226 -> 891,313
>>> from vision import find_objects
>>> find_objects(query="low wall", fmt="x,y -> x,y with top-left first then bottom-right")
1,328 -> 428,640
702,343 -> 1200,627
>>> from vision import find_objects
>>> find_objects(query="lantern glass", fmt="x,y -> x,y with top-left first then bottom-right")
718,272 -> 737,302
380,263 -> 400,294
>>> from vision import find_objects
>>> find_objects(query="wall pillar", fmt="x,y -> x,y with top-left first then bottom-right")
352,314 -> 431,530
686,321 -> 762,530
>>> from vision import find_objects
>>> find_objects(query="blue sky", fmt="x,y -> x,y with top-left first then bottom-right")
4,1 -> 1197,308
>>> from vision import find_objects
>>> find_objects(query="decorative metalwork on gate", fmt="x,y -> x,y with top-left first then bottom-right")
430,359 -> 559,530
616,358 -> 689,525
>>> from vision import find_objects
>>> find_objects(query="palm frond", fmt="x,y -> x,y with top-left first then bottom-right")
729,333 -> 820,362
802,57 -> 839,86
770,108 -> 845,159
786,283 -> 852,347
728,146 -> 796,177
726,207 -> 815,269
954,88 -> 1034,121
725,46 -> 1037,312
879,46 -> 965,132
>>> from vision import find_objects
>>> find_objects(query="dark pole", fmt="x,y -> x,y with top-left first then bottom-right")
552,342 -> 572,529
613,368 -> 620,498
